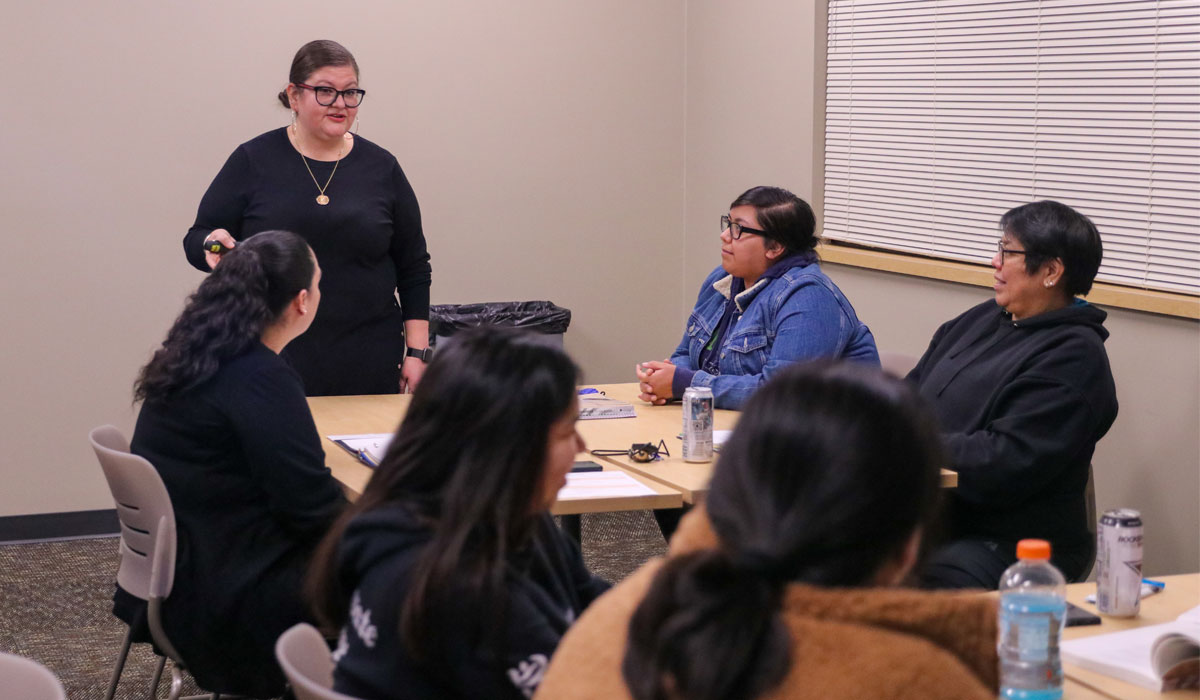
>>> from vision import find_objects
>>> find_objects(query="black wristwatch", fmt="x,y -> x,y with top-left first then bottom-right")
405,346 -> 433,363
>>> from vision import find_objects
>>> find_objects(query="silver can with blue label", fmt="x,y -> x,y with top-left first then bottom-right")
681,386 -> 714,463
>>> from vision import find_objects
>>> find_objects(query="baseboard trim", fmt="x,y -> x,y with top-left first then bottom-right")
0,509 -> 119,543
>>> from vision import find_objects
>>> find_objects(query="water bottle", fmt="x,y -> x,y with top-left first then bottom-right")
998,539 -> 1067,700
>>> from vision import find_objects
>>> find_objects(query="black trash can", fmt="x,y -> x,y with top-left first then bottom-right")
429,301 -> 571,350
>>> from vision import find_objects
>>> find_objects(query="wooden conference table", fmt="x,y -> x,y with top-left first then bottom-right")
1063,573 -> 1198,700
580,383 -> 957,500
311,382 -> 956,514
308,392 -> 683,516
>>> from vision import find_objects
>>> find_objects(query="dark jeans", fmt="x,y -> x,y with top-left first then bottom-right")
920,538 -> 1093,590
652,505 -> 691,542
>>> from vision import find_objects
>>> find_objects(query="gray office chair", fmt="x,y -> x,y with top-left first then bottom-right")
1076,464 -> 1098,582
0,652 -> 67,700
275,624 -> 363,700
89,425 -> 218,700
879,350 -> 919,378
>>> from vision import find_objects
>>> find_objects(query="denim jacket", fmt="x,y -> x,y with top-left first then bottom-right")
671,262 -> 879,409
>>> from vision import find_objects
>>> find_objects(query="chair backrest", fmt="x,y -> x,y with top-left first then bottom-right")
879,350 -> 919,378
0,652 -> 67,700
88,425 -> 176,601
1076,464 -> 1098,582
276,624 -> 363,700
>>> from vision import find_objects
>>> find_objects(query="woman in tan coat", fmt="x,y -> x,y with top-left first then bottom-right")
537,362 -> 999,700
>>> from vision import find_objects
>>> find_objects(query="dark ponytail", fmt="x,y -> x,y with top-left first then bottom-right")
624,550 -> 791,700
623,362 -> 945,700
134,230 -> 313,402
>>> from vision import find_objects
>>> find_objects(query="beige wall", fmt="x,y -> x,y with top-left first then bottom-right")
684,0 -> 824,294
4,1 -> 1196,577
0,1 -> 687,517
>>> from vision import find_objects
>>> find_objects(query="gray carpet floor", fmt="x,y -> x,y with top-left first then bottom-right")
0,511 -> 666,699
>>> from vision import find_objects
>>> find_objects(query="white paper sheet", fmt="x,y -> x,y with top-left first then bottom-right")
557,470 -> 658,501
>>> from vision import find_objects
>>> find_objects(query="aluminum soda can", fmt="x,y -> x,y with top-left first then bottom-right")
1096,508 -> 1144,617
681,386 -> 714,463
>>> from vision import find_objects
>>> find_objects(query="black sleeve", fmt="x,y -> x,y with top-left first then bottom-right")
223,360 -> 346,538
941,342 -> 1107,506
438,522 -> 609,699
388,161 -> 432,321
183,147 -> 252,271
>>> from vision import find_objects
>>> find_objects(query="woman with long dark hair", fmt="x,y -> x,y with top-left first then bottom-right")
636,186 -> 878,410
120,230 -> 345,697
308,326 -> 610,699
537,363 -> 999,700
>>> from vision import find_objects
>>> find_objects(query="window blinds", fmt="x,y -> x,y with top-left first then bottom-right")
824,0 -> 1200,295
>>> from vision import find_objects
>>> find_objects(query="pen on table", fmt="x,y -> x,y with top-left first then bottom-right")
357,449 -> 378,468
1142,578 -> 1166,591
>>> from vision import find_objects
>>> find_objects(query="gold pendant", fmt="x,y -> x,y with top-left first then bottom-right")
316,194 -> 330,205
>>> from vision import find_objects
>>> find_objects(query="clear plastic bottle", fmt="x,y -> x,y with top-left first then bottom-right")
998,539 -> 1067,700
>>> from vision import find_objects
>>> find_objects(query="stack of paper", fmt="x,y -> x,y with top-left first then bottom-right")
579,395 -> 636,420
557,470 -> 657,501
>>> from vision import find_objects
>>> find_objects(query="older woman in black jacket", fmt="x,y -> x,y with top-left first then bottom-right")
910,201 -> 1118,589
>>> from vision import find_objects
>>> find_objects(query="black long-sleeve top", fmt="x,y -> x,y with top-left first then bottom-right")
183,128 -> 432,395
124,343 -> 346,696
908,300 -> 1118,557
331,506 -> 611,699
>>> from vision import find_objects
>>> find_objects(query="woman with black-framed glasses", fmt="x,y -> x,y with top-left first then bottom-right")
183,39 -> 433,397
635,186 -> 879,411
909,200 -> 1118,590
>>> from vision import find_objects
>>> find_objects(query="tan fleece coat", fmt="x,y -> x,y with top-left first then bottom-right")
536,508 -> 999,700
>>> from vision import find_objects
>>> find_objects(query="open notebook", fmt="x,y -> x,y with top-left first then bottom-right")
1062,605 -> 1200,691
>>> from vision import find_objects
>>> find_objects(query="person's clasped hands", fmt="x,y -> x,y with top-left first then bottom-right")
635,359 -> 675,405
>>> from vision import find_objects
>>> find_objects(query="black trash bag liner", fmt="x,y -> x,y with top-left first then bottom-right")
430,301 -> 572,337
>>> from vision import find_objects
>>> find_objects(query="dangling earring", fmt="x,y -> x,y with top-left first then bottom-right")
352,117 -> 360,134
290,110 -> 297,132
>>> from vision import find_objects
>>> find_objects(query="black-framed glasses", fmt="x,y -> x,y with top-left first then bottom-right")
294,83 -> 367,107
997,240 -> 1027,261
721,214 -> 770,241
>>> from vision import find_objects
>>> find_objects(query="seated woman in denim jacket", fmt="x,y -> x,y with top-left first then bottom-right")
637,186 -> 879,410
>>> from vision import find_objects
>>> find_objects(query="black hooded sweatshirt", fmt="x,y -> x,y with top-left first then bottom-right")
908,299 -> 1118,561
330,504 -> 610,699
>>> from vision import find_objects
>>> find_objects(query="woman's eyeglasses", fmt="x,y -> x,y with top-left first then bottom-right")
721,214 -> 770,241
997,240 -> 1028,261
294,83 -> 367,108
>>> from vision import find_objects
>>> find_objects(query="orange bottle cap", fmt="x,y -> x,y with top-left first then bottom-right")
1016,539 -> 1052,560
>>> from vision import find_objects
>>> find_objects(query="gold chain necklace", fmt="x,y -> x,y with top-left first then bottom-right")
294,124 -> 344,206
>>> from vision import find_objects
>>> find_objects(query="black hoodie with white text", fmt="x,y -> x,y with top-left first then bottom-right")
329,503 -> 610,699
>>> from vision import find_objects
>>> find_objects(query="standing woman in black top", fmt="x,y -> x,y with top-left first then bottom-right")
184,39 -> 432,396
122,230 -> 346,697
